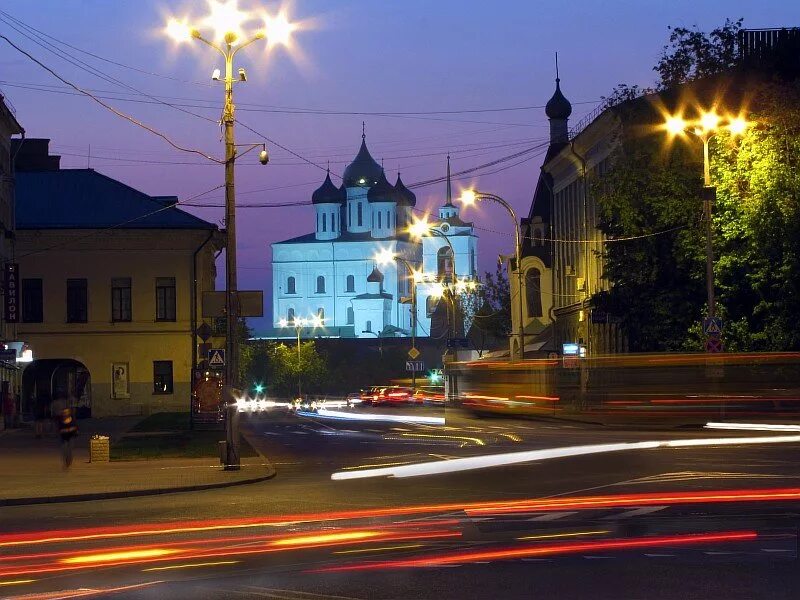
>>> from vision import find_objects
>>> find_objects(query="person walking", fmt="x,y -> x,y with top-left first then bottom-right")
57,407 -> 78,469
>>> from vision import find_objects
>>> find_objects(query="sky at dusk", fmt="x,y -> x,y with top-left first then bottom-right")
2,0 -> 799,333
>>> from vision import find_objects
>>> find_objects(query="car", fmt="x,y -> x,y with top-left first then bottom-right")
412,387 -> 446,404
360,386 -> 383,406
375,386 -> 414,405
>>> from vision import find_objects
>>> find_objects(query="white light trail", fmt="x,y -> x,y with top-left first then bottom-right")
705,422 -> 800,432
309,408 -> 445,425
331,434 -> 800,480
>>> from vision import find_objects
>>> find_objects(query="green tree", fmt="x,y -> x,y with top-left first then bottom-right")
469,263 -> 512,342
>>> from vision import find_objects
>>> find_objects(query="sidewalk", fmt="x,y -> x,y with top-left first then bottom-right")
0,417 -> 275,506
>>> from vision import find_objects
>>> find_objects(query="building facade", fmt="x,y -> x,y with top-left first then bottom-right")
270,136 -> 478,339
14,140 -> 223,418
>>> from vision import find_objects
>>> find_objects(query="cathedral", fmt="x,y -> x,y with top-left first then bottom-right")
269,132 -> 478,339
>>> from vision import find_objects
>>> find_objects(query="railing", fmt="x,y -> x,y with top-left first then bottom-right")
568,100 -> 609,141
738,28 -> 800,63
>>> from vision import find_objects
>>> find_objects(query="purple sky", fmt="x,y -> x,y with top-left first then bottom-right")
2,0 -> 798,332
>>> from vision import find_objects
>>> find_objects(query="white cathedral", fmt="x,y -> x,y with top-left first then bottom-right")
269,133 -> 479,339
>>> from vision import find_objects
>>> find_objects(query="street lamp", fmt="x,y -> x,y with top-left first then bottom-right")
459,189 -> 525,359
663,110 -> 748,322
279,315 -> 323,398
165,0 -> 298,470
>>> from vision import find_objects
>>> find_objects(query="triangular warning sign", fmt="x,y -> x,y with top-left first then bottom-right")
209,350 -> 225,366
706,321 -> 721,335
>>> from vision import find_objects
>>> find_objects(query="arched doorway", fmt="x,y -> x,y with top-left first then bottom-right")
21,359 -> 92,420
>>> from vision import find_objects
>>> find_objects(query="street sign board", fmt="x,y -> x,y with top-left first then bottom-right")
446,338 -> 469,349
202,291 -> 264,318
407,347 -> 420,360
703,317 -> 723,337
208,348 -> 226,368
705,337 -> 724,353
196,322 -> 213,342
406,360 -> 425,372
0,349 -> 16,363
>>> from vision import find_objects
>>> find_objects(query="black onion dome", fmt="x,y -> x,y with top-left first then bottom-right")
394,173 -> 416,207
343,137 -> 383,188
367,170 -> 396,203
312,170 -> 346,204
545,79 -> 572,120
367,266 -> 384,283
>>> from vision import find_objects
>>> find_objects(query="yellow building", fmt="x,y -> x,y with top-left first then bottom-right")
13,140 -> 223,418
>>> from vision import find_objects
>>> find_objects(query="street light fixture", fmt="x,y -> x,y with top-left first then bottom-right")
164,0 -> 298,471
458,189 -> 525,360
662,110 -> 749,323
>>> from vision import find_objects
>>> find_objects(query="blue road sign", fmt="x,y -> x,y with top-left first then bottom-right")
703,317 -> 723,336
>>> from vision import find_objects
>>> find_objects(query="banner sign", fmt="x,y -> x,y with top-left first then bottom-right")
4,263 -> 19,323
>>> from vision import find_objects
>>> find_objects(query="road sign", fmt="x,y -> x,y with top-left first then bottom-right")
705,337 -> 724,353
703,317 -> 723,337
446,338 -> 469,349
407,346 -> 420,360
406,360 -> 425,372
196,322 -> 213,342
208,348 -> 226,368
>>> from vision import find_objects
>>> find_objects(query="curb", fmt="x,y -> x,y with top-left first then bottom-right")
0,463 -> 276,507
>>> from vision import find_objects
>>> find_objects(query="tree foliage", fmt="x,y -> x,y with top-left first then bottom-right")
241,340 -> 328,397
471,262 -> 512,339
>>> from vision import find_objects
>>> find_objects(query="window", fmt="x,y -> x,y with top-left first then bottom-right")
155,277 -> 176,321
365,320 -> 372,333
111,277 -> 132,322
357,202 -> 363,227
378,211 -> 382,229
346,274 -> 355,293
437,247 -> 454,282
426,295 -> 439,317
348,203 -> 351,227
287,276 -> 296,295
322,213 -> 327,232
316,275 -> 325,294
66,278 -> 87,323
22,278 -> 43,323
287,307 -> 295,323
347,306 -> 354,324
153,360 -> 173,394
317,307 -> 325,323
526,268 -> 543,318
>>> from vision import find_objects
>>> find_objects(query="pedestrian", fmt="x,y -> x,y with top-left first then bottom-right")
57,407 -> 78,469
34,391 -> 50,438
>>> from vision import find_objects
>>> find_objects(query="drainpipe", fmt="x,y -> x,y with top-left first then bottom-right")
569,142 -> 590,356
190,228 -> 216,429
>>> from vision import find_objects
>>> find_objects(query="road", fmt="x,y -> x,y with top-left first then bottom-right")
2,404 -> 800,598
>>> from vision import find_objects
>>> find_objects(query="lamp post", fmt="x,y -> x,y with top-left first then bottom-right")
664,112 -> 748,324
165,2 -> 298,470
459,190 -> 525,360
279,315 -> 323,399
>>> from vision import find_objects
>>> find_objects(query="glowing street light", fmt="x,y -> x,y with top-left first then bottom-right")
661,108 -> 750,330
164,1 -> 301,470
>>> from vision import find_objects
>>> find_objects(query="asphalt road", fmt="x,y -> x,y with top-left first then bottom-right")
3,405 -> 800,599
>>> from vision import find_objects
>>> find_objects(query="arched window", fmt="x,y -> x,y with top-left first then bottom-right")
525,268 -> 543,318
322,213 -> 327,232
317,307 -> 325,322
346,274 -> 355,293
437,246 -> 454,282
316,275 -> 325,294
286,276 -> 296,295
533,228 -> 543,247
347,306 -> 354,324
287,307 -> 295,323
426,295 -> 439,316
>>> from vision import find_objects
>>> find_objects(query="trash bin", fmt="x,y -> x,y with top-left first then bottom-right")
90,435 -> 110,463
218,440 -> 227,465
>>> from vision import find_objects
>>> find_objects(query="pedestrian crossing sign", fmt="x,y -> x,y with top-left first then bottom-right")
208,349 -> 226,367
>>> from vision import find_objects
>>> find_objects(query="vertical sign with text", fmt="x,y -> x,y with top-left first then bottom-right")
4,263 -> 19,323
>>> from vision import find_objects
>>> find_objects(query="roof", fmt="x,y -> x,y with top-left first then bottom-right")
367,170 -> 396,203
15,169 -> 216,230
274,230 -> 415,245
312,170 -> 346,205
394,173 -> 416,206
342,136 -> 382,188
545,78 -> 572,120
354,292 -> 392,300
0,95 -> 23,135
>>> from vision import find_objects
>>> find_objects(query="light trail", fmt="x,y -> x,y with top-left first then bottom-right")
314,531 -> 759,572
516,530 -> 610,541
706,422 -> 800,432
303,408 -> 445,425
142,560 -> 239,572
331,434 -> 800,480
